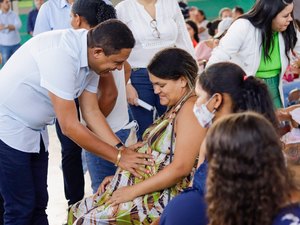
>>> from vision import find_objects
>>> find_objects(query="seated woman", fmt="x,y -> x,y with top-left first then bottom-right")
68,48 -> 205,224
206,112 -> 292,225
159,62 -> 277,225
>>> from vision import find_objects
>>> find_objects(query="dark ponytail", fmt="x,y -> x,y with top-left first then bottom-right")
95,1 -> 116,25
198,62 -> 278,127
72,0 -> 116,27
239,77 -> 278,127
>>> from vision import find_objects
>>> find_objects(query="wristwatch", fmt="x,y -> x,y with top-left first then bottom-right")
114,142 -> 124,150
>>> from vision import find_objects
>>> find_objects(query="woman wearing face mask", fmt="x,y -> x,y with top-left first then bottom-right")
158,62 -> 278,225
207,0 -> 300,109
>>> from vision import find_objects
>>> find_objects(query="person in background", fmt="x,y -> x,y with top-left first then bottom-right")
232,6 -> 244,20
189,7 -> 209,41
178,0 -> 189,19
33,0 -> 73,35
213,17 -> 233,39
218,7 -> 232,19
197,9 -> 210,41
206,112 -> 292,225
188,6 -> 198,22
208,0 -> 300,108
27,0 -> 44,36
195,18 -> 223,69
0,0 -> 21,67
274,107 -> 300,224
116,0 -> 194,140
186,19 -> 199,47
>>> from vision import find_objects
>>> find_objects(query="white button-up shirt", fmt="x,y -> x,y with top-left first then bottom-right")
33,0 -> 72,36
0,29 -> 99,153
0,10 -> 21,46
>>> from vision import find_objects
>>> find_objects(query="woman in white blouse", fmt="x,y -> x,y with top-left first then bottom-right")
116,0 -> 194,140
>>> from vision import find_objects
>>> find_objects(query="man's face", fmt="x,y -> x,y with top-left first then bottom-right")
88,48 -> 131,75
0,0 -> 11,11
34,0 -> 44,10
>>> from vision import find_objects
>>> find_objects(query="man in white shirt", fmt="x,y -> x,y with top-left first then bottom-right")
33,0 -> 73,35
0,19 -> 151,225
0,0 -> 21,67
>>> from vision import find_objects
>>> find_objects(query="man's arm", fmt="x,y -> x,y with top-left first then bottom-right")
97,72 -> 118,117
48,90 -> 152,176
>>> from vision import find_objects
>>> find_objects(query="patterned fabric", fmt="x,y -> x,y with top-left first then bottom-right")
68,94 -> 195,225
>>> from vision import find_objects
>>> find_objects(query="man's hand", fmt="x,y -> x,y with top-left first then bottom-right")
118,147 -> 153,178
0,24 -> 6,31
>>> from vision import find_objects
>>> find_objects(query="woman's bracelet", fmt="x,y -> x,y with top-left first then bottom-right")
115,150 -> 122,167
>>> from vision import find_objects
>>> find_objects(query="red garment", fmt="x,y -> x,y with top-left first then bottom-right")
192,39 -> 198,48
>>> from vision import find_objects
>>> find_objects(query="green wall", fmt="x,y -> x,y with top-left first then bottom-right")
188,0 -> 255,20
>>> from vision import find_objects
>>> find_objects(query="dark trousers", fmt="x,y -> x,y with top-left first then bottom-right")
130,68 -> 167,140
55,98 -> 84,206
0,138 -> 49,225
0,195 -> 3,225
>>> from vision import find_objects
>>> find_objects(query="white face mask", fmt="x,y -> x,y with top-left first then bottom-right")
193,95 -> 216,128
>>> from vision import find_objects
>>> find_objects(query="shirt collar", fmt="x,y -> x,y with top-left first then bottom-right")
0,9 -> 12,15
59,0 -> 70,9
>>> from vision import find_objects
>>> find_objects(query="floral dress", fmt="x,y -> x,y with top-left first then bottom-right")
68,94 -> 195,225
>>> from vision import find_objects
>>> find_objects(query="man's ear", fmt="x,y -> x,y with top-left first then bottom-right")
92,47 -> 104,58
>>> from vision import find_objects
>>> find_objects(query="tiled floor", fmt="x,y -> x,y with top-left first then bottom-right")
47,125 -> 92,225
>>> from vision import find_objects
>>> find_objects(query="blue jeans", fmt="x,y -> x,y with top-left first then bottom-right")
130,68 -> 167,140
0,138 -> 49,225
55,98 -> 84,206
0,44 -> 20,66
85,128 -> 130,193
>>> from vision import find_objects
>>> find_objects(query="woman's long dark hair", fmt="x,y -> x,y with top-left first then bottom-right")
206,112 -> 292,225
241,0 -> 297,61
185,20 -> 199,43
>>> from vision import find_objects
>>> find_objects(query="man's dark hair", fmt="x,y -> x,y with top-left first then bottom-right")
87,19 -> 135,56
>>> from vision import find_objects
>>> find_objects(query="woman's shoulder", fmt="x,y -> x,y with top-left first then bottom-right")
272,203 -> 300,225
230,18 -> 255,31
176,95 -> 197,120
115,0 -> 134,13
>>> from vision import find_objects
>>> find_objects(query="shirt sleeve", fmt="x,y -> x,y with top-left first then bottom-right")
84,72 -> 99,94
172,1 -> 195,58
33,3 -> 51,36
207,19 -> 249,67
115,1 -> 127,22
37,48 -> 79,100
12,12 -> 22,30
